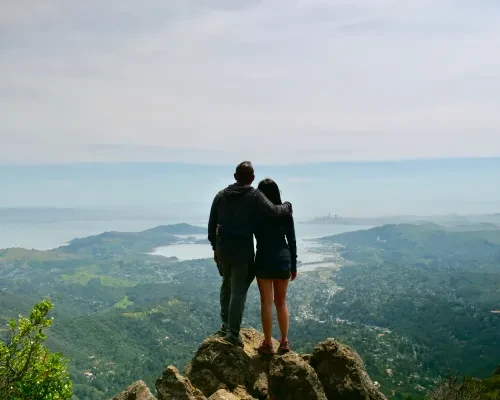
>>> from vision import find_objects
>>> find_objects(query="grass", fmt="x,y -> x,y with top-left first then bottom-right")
100,276 -> 135,287
113,296 -> 134,310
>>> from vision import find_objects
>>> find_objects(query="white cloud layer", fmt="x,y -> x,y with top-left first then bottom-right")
1,0 -> 500,164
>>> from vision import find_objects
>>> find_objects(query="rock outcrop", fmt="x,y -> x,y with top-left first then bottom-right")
156,366 -> 205,400
122,328 -> 387,400
310,339 -> 386,400
113,380 -> 156,400
208,389 -> 240,400
268,352 -> 327,400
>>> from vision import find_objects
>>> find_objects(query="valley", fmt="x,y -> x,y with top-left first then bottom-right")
1,222 -> 499,399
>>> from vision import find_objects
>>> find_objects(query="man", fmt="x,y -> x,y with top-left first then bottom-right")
208,161 -> 292,347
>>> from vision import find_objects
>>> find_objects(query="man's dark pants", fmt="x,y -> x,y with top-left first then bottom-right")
219,257 -> 255,338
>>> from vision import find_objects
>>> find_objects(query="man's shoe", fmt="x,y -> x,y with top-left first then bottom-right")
222,333 -> 244,348
216,324 -> 229,337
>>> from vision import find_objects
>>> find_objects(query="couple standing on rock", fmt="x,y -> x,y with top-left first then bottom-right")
208,161 -> 297,355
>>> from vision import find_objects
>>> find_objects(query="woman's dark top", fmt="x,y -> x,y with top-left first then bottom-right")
219,213 -> 297,277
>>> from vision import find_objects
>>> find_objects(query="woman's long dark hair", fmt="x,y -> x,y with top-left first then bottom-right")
258,178 -> 282,205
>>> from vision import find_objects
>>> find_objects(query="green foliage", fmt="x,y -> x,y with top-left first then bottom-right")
2,223 -> 500,399
476,372 -> 500,399
0,300 -> 72,400
321,223 -> 500,266
59,223 -> 205,257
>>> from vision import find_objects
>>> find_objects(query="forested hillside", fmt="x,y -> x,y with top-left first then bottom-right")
1,223 -> 499,399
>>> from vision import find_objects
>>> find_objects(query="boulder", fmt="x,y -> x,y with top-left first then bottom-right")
152,328 -> 387,400
268,352 -> 327,400
232,387 -> 257,400
112,380 -> 156,400
301,354 -> 313,363
156,366 -> 206,400
310,339 -> 387,400
186,328 -> 277,398
207,389 -> 239,400
188,368 -> 226,397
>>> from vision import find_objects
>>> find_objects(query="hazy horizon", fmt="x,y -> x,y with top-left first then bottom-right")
2,157 -> 499,218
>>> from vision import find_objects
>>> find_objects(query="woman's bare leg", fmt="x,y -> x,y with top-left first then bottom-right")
257,278 -> 274,344
273,279 -> 289,342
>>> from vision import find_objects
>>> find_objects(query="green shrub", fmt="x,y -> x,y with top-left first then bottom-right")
0,300 -> 72,399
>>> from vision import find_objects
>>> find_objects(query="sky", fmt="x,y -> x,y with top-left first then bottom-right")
1,1 -> 499,217
1,0 -> 500,165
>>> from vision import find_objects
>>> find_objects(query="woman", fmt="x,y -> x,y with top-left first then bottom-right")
218,178 -> 297,355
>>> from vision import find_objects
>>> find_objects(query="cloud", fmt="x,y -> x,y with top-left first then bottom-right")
1,0 -> 500,164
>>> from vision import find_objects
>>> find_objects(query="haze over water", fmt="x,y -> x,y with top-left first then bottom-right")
0,216 -> 368,264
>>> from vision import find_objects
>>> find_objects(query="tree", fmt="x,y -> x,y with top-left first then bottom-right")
0,300 -> 72,399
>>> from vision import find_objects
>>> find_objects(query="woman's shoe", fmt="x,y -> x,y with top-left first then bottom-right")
278,339 -> 290,354
257,340 -> 275,356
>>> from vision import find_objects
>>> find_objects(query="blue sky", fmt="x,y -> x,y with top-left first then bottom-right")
1,0 -> 500,164
2,159 -> 499,218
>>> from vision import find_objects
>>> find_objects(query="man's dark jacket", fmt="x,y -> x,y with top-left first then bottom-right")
208,183 -> 292,263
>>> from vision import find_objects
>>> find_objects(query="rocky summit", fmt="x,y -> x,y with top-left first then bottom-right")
114,328 -> 387,400
112,380 -> 156,400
